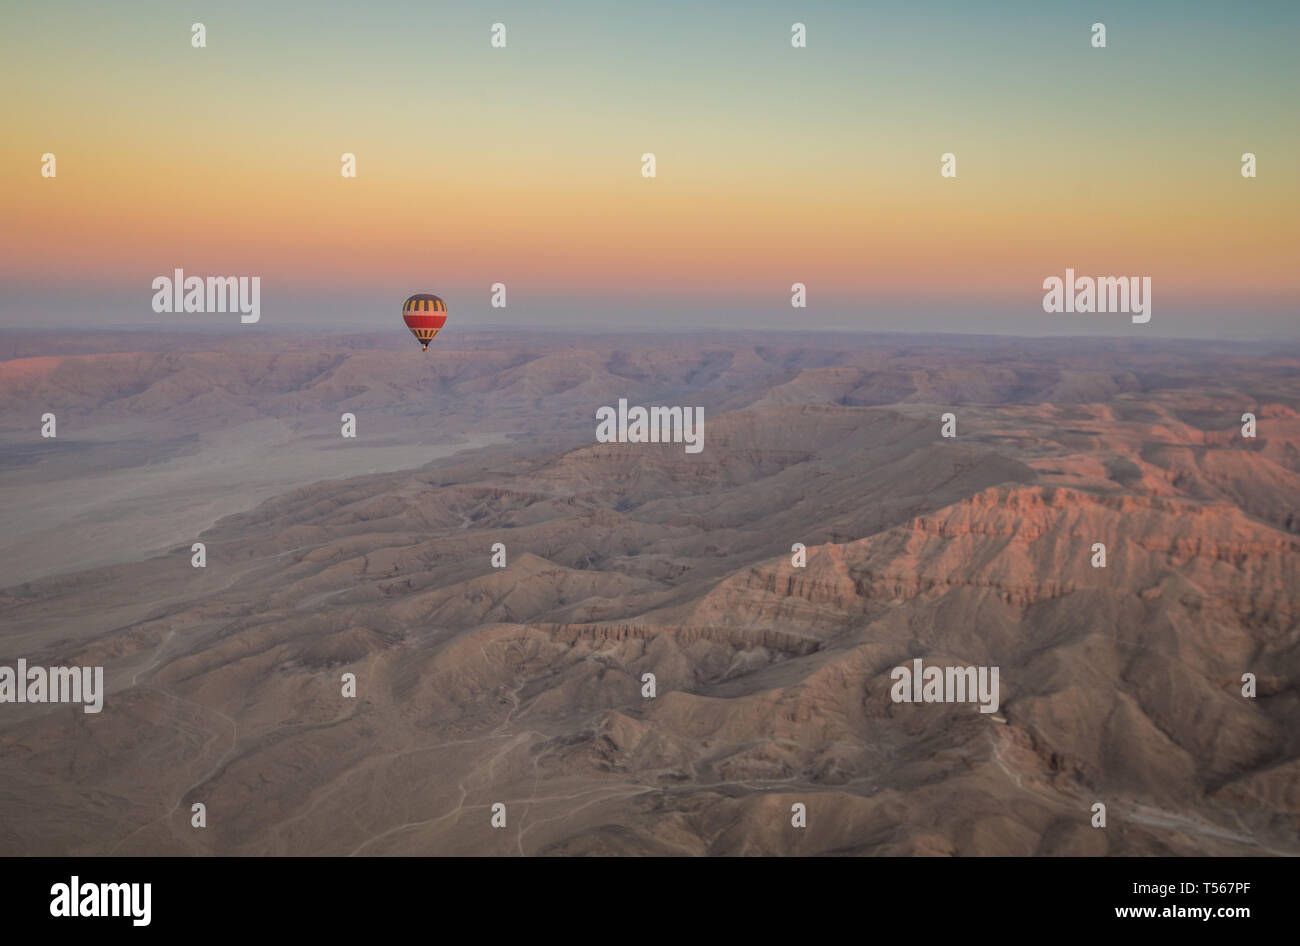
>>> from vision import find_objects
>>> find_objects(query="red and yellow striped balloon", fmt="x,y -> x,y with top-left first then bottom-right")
402,293 -> 448,351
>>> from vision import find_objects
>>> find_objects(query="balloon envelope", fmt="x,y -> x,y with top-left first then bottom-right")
402,293 -> 447,350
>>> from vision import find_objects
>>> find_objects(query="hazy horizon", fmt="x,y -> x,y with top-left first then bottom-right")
2,298 -> 1300,343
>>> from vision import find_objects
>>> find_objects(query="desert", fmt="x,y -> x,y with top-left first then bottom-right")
0,329 -> 1296,856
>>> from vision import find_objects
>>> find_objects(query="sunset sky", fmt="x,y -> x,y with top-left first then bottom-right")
2,0 -> 1297,337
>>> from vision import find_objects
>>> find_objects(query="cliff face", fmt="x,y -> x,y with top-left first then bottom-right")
1,336 -> 1297,856
683,483 -> 1298,625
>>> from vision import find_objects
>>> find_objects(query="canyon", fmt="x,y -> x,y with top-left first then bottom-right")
0,330 -> 1295,855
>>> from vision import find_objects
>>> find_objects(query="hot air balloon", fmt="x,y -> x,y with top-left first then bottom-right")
402,293 -> 448,351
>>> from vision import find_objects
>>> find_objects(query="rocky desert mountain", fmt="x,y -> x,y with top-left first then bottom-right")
0,330 -> 1296,855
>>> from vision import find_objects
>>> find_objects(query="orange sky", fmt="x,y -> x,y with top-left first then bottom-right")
2,1 -> 1297,335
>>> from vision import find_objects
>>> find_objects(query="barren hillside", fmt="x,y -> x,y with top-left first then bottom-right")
0,332 -> 1296,855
